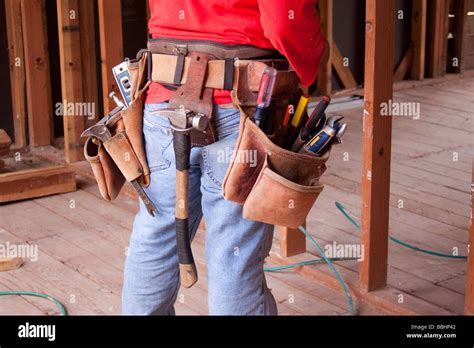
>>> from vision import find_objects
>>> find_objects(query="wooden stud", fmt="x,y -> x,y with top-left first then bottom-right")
0,129 -> 12,156
79,0 -> 100,127
360,0 -> 395,292
426,0 -> 450,78
0,165 -> 76,203
5,0 -> 27,148
98,0 -> 124,113
465,161 -> 474,314
317,0 -> 333,95
453,0 -> 469,73
331,41 -> 358,89
410,0 -> 427,80
394,45 -> 414,82
20,0 -> 53,147
279,225 -> 306,257
57,0 -> 86,163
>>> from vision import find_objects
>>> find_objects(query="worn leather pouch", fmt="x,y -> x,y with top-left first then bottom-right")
103,131 -> 143,183
122,53 -> 152,187
243,155 -> 325,228
84,137 -> 126,201
222,109 -> 329,228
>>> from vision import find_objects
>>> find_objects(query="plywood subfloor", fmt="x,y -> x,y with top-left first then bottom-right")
0,176 -> 387,315
0,76 -> 472,315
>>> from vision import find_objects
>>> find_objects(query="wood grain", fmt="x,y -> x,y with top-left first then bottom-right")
20,0 -> 53,146
360,0 -> 395,292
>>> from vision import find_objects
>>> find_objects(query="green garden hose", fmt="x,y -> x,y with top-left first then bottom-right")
335,201 -> 468,259
0,291 -> 67,316
263,200 -> 468,315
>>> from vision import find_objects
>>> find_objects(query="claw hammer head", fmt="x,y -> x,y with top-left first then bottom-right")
81,124 -> 112,143
151,108 -> 208,132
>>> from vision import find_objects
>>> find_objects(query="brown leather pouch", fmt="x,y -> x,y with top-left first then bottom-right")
122,53 -> 152,187
84,137 -> 126,201
103,131 -> 143,182
222,109 -> 329,228
84,51 -> 151,201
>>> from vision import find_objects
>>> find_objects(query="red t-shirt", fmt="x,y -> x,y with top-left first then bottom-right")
146,0 -> 325,104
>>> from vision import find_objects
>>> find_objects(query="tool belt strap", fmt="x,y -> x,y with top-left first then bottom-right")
150,53 -> 287,92
145,38 -> 296,95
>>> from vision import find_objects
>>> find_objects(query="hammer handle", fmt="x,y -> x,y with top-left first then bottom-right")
173,131 -> 198,288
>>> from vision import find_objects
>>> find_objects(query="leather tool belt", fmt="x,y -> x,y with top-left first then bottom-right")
83,38 -> 306,218
143,38 -> 300,146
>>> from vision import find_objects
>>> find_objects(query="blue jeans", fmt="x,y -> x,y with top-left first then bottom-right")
122,102 -> 277,315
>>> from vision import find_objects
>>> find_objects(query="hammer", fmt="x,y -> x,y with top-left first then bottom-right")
152,108 -> 207,288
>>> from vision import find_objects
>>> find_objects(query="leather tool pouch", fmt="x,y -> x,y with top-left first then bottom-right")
84,52 -> 151,200
222,64 -> 329,229
84,137 -> 125,201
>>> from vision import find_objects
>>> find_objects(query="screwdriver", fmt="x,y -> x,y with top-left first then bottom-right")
290,96 -> 330,152
254,67 -> 277,128
283,94 -> 310,149
301,96 -> 330,141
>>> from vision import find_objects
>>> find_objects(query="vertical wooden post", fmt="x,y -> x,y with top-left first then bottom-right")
426,0 -> 449,78
20,0 -> 53,147
98,0 -> 123,113
453,0 -> 468,73
360,0 -> 395,292
410,0 -> 427,80
79,0 -> 99,127
5,0 -> 27,148
465,162 -> 474,314
57,0 -> 86,163
317,0 -> 333,95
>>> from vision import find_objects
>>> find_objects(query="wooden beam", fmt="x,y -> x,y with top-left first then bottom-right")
98,0 -> 123,113
79,0 -> 99,127
317,0 -> 333,95
5,0 -> 27,148
0,129 -> 12,156
465,161 -> 474,314
20,0 -> 53,147
410,0 -> 427,80
426,0 -> 449,78
453,0 -> 469,73
0,165 -> 76,203
331,41 -> 358,89
394,45 -> 414,82
279,225 -> 306,257
57,0 -> 86,163
360,0 -> 395,292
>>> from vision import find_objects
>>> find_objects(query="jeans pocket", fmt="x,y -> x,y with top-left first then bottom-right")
143,104 -> 173,172
202,131 -> 239,187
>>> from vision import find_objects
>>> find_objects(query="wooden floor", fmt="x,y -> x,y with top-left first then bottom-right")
0,76 -> 472,315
